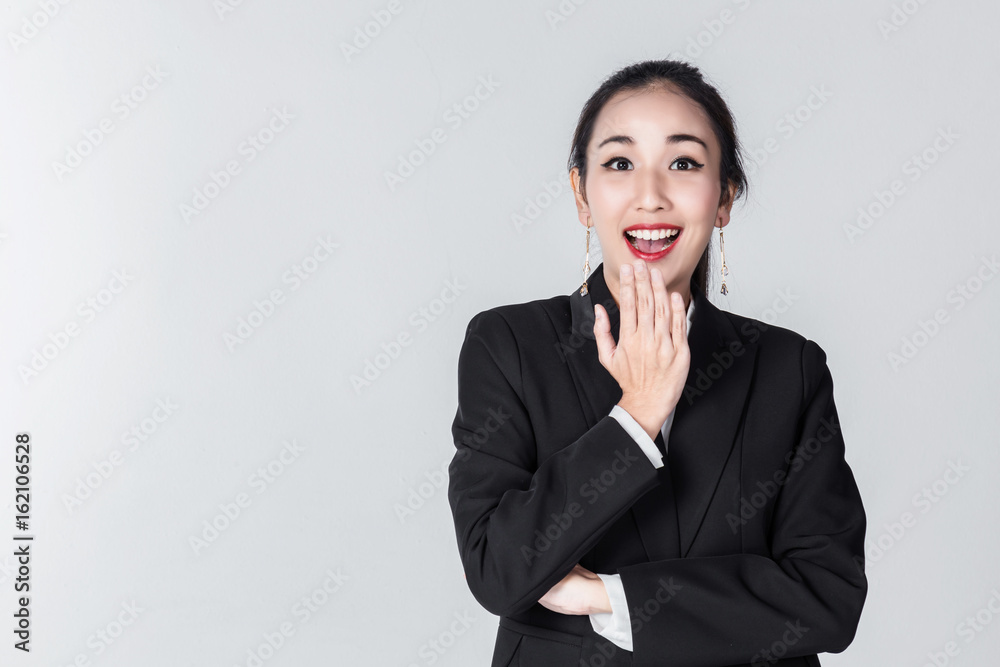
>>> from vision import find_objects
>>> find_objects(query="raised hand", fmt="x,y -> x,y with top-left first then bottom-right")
593,261 -> 691,440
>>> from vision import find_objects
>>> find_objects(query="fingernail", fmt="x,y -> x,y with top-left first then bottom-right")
621,264 -> 632,276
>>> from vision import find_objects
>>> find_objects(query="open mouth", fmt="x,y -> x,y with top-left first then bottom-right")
624,227 -> 681,256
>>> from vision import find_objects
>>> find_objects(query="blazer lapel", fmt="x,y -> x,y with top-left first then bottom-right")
562,262 -> 758,559
627,428 -> 681,560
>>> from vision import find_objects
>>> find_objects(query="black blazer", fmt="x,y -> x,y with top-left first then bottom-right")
447,263 -> 867,667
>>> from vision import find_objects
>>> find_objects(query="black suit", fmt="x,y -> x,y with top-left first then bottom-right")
447,263 -> 867,667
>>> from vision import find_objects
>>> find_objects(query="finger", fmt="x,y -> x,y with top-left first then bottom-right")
593,304 -> 615,370
633,261 -> 654,336
618,262 -> 636,344
650,267 -> 670,343
671,292 -> 688,352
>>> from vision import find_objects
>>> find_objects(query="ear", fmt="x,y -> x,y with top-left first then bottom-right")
717,182 -> 738,229
570,167 -> 591,228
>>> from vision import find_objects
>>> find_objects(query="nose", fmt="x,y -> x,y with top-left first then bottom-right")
636,165 -> 671,212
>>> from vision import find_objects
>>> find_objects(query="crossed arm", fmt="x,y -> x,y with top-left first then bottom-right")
448,310 -> 867,665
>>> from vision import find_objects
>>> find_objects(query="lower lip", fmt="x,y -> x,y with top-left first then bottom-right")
624,232 -> 680,261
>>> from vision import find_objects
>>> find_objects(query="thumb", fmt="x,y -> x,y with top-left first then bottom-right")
593,305 -> 615,369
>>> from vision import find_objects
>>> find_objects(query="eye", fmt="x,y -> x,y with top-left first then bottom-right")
671,156 -> 704,171
601,156 -> 632,171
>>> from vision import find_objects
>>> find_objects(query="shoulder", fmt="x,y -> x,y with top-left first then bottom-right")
455,294 -> 570,392
460,293 -> 570,346
716,306 -> 832,400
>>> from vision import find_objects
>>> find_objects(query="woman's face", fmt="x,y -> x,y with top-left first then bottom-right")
571,84 -> 735,308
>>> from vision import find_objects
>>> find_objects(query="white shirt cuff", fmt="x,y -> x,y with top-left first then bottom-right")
609,405 -> 663,468
589,573 -> 633,652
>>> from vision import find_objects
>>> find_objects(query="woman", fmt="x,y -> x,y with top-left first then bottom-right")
447,59 -> 866,667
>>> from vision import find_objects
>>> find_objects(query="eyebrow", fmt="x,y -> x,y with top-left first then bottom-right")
596,133 -> 708,151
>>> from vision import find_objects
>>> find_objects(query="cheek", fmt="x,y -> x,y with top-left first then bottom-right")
686,227 -> 714,254
677,182 -> 722,216
585,171 -> 631,206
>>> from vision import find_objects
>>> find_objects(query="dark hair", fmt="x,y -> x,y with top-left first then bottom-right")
567,59 -> 749,297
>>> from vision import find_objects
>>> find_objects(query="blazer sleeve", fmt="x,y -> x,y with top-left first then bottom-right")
616,339 -> 868,667
447,309 -> 662,618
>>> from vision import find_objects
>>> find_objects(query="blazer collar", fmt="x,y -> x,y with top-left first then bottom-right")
563,262 -> 758,558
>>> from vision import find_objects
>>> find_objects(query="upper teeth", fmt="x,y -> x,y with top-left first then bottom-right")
626,228 -> 679,240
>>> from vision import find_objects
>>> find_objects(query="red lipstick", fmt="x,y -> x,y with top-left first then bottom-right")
622,223 -> 682,261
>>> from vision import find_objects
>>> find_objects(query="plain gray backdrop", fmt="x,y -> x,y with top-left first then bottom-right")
2,0 -> 998,665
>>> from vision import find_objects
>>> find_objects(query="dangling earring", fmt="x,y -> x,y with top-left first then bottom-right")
718,223 -> 729,296
580,218 -> 592,296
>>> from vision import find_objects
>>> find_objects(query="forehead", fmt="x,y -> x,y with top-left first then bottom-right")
591,85 -> 716,152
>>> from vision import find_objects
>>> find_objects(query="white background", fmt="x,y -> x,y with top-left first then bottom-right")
1,0 -> 998,665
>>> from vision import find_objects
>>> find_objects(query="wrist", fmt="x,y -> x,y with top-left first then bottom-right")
616,397 -> 662,441
590,576 -> 612,615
